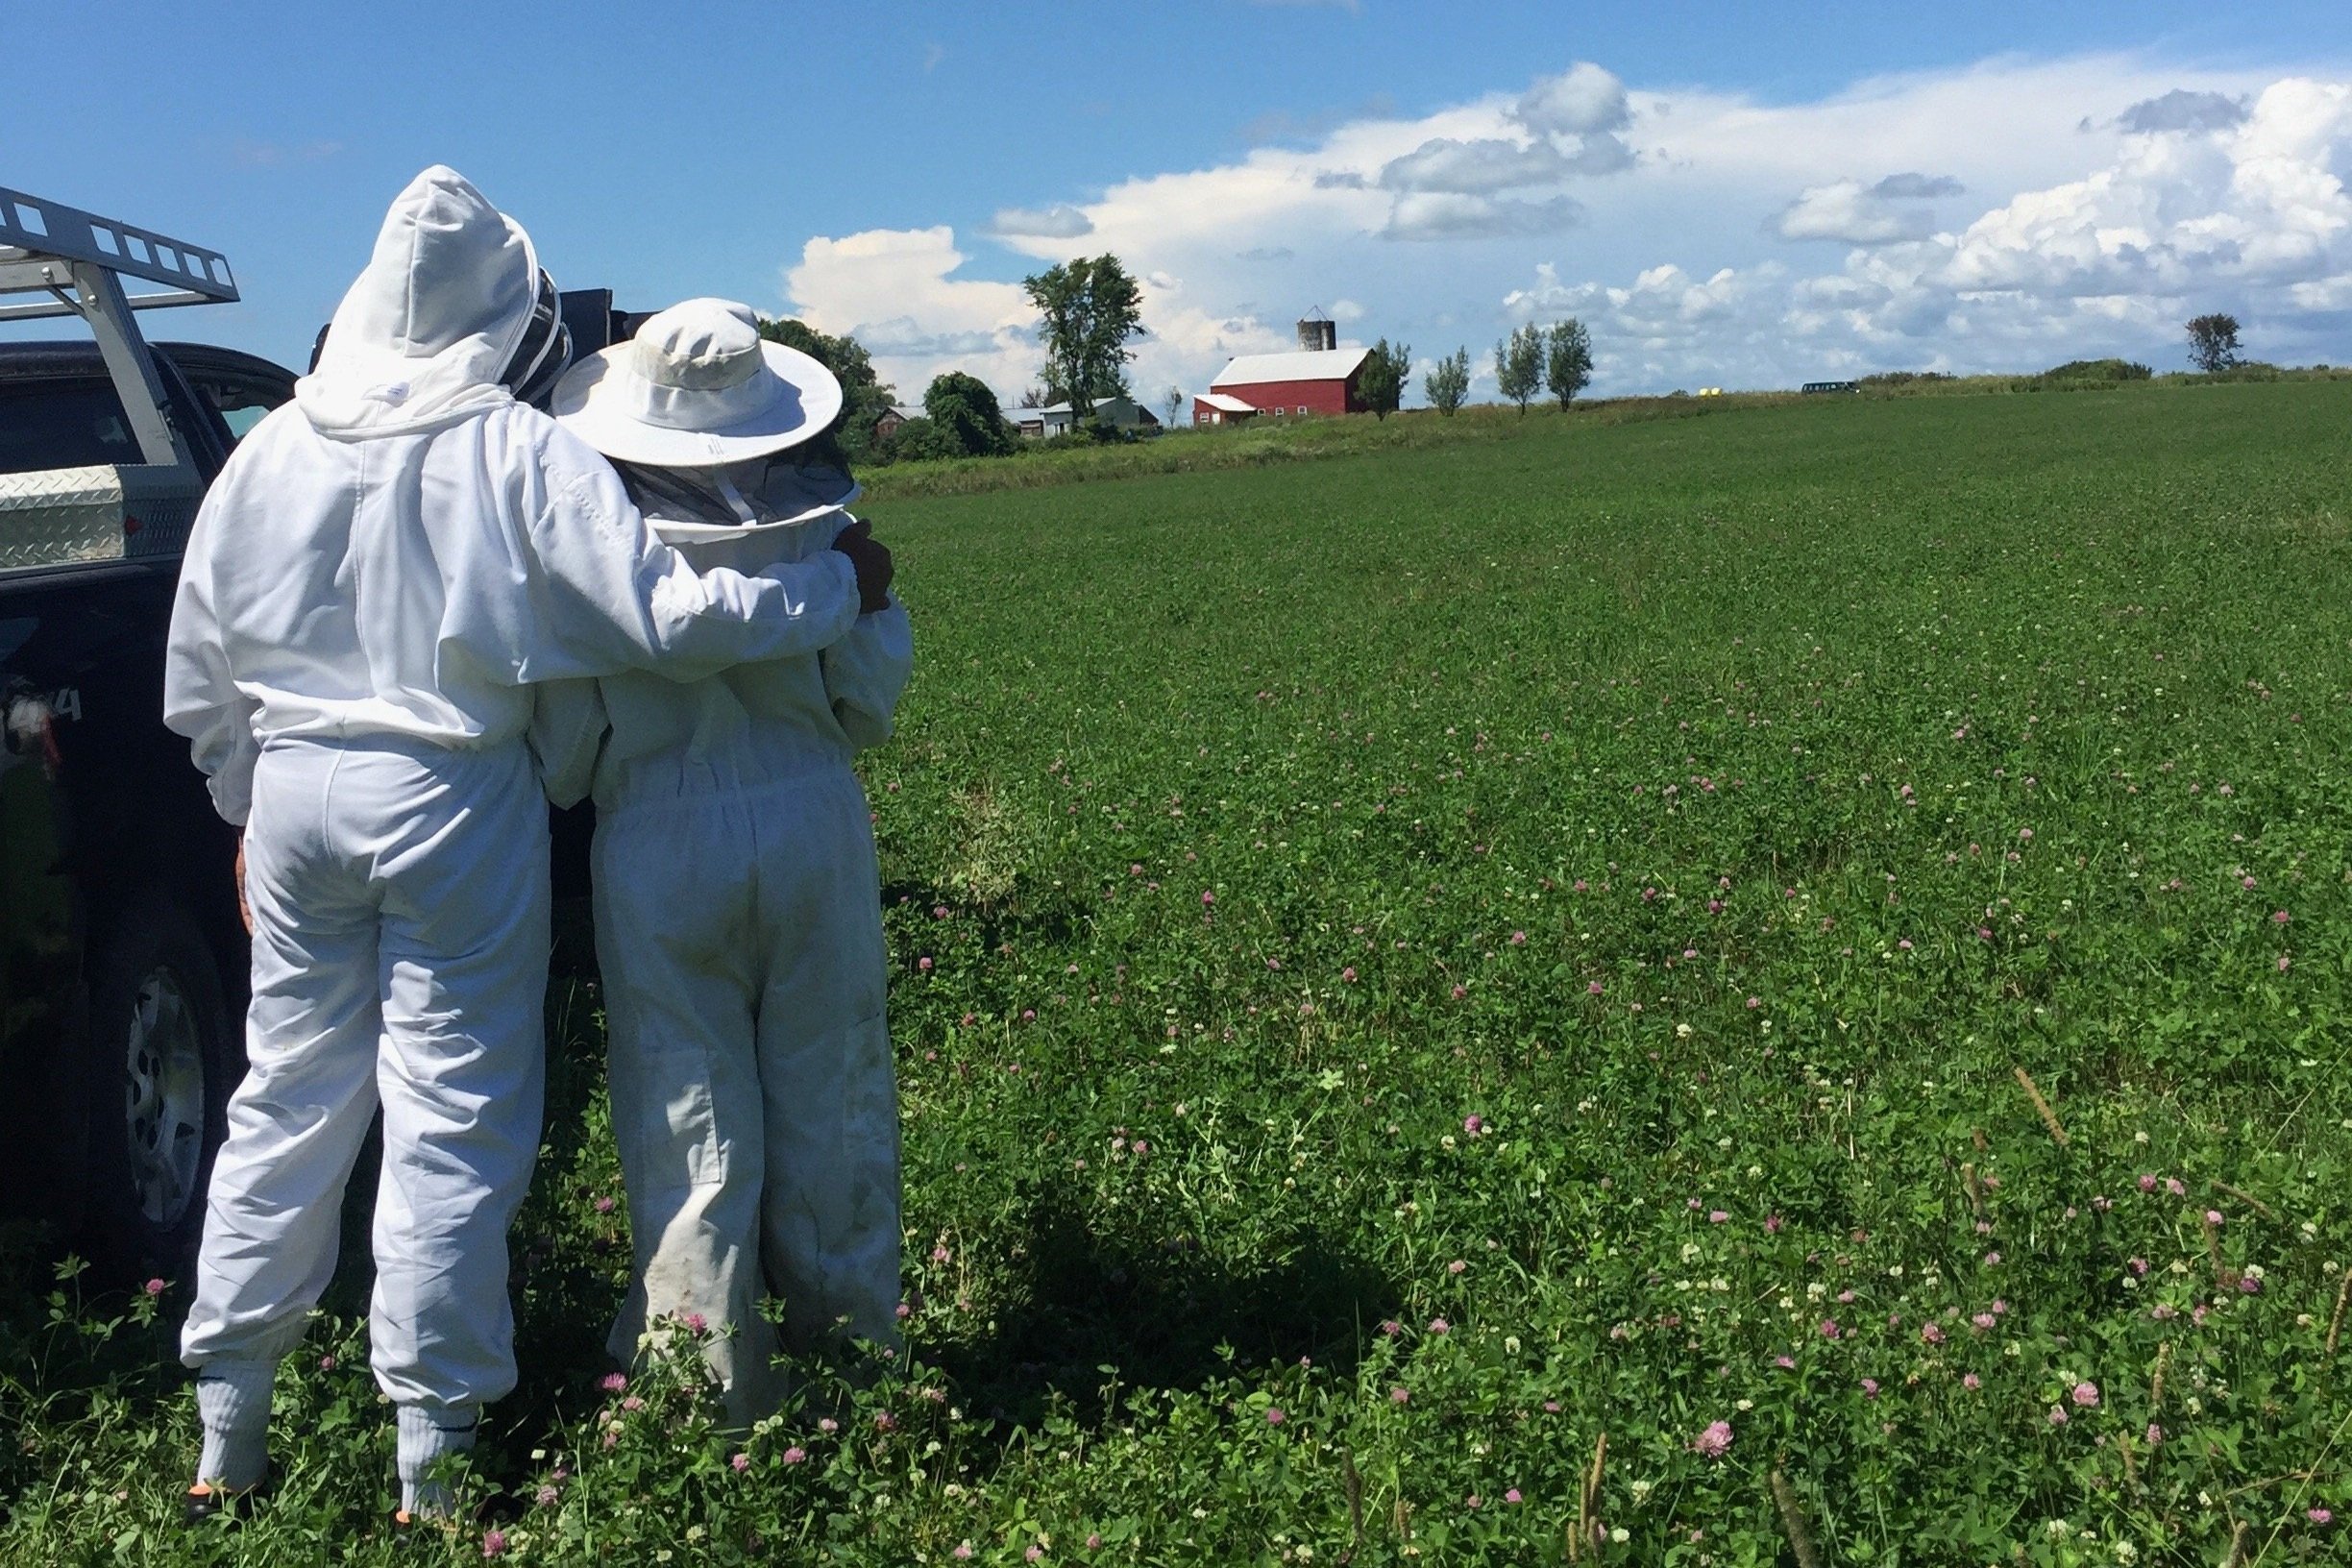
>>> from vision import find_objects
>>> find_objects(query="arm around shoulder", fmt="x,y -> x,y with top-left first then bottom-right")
519,422 -> 864,682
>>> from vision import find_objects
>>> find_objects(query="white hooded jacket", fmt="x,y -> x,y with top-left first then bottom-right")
532,463 -> 913,811
163,166 -> 861,823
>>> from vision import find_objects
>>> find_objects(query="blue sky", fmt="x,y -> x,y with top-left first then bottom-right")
8,2 -> 2350,401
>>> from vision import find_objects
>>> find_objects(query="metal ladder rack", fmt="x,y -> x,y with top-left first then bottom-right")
0,186 -> 238,469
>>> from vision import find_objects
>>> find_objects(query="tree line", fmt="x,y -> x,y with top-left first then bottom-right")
761,249 -> 1616,465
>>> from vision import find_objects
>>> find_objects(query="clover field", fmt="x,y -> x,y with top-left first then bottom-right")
8,382 -> 2352,1565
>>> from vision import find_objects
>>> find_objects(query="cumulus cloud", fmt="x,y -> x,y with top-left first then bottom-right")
784,56 -> 2352,404
1512,61 -> 1631,136
989,203 -> 1094,239
1776,181 -> 1935,244
1379,136 -> 1575,193
1874,172 -> 1965,199
1508,76 -> 2352,388
1774,171 -> 1962,244
1384,193 -> 1584,241
785,226 -> 1040,395
2117,88 -> 2250,135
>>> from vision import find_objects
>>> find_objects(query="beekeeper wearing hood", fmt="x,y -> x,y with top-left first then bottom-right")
542,298 -> 911,1428
162,168 -> 891,1526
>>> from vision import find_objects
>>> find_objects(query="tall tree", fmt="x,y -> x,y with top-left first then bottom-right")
922,371 -> 1015,457
1359,337 -> 1411,419
1162,386 -> 1187,428
1545,319 -> 1594,408
1495,324 -> 1544,414
758,316 -> 894,465
1424,348 -> 1471,417
1023,256 -> 1147,419
2186,313 -> 2242,374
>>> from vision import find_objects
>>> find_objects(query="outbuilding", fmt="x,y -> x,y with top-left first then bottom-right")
1197,344 -> 1371,424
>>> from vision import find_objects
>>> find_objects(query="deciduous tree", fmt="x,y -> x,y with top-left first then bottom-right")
1023,256 -> 1147,419
1360,338 -> 1411,419
1495,324 -> 1544,414
758,316 -> 894,465
922,371 -> 1015,457
1425,348 -> 1471,416
2186,313 -> 2242,374
1545,319 -> 1594,408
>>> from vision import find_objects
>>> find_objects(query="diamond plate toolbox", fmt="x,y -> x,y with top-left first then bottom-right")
0,464 -> 201,571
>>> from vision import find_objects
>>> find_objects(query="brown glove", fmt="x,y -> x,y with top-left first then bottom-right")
832,519 -> 894,614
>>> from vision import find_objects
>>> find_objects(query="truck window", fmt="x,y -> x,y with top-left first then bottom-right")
0,378 -> 146,474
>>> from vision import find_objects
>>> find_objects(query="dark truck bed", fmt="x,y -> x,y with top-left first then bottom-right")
0,339 -> 295,1273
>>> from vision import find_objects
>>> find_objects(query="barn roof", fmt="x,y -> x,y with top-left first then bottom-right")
1196,391 -> 1256,412
1211,346 -> 1370,387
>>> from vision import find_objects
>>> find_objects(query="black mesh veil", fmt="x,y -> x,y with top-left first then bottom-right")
501,269 -> 573,408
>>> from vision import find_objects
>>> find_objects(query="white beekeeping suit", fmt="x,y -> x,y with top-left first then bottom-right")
545,299 -> 912,1427
162,170 -> 872,1523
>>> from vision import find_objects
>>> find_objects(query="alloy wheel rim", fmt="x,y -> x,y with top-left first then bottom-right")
123,968 -> 203,1227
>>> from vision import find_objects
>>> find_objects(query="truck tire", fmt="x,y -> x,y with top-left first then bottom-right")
80,895 -> 239,1281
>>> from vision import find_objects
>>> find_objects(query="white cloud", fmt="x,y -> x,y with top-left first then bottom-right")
1501,76 -> 2352,388
989,204 -> 1095,239
1512,62 -> 1631,137
1380,136 -> 1575,194
1874,172 -> 1965,199
2117,89 -> 2249,135
780,56 -> 2352,405
784,227 -> 1041,398
1776,180 -> 1936,244
1383,192 -> 1582,241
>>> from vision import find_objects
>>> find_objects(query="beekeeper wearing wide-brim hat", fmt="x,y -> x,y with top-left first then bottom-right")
544,298 -> 912,1427
166,172 -> 892,1526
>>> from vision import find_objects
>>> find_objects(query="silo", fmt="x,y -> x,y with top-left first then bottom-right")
1296,306 -> 1336,353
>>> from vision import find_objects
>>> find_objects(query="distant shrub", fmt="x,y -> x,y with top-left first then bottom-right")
2199,360 -> 2285,383
2036,358 -> 2153,384
1860,371 -> 1955,388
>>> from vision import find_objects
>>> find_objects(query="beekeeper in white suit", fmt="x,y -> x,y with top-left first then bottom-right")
162,168 -> 892,1526
542,298 -> 910,1427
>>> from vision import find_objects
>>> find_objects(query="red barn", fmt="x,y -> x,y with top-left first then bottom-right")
1195,345 -> 1371,425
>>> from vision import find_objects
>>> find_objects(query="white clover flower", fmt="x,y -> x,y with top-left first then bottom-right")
1610,1528 -> 1629,1544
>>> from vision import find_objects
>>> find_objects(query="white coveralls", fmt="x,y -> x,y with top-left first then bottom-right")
162,168 -> 865,1447
543,462 -> 911,1426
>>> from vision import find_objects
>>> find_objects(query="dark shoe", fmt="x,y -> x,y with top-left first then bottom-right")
183,1478 -> 268,1527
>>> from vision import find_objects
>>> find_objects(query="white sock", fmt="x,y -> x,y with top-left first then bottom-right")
395,1405 -> 479,1517
193,1359 -> 274,1492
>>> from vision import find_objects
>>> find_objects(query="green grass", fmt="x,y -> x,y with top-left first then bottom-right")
860,366 -> 2352,504
10,383 -> 2352,1563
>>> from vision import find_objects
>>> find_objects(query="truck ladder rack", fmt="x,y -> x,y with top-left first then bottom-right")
0,186 -> 238,323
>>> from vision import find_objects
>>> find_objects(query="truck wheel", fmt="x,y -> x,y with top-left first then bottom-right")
82,897 -> 237,1280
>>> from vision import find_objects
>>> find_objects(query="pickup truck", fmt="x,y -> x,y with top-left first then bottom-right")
0,189 -> 297,1276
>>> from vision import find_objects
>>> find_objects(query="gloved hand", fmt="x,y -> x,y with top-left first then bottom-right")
832,520 -> 894,614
